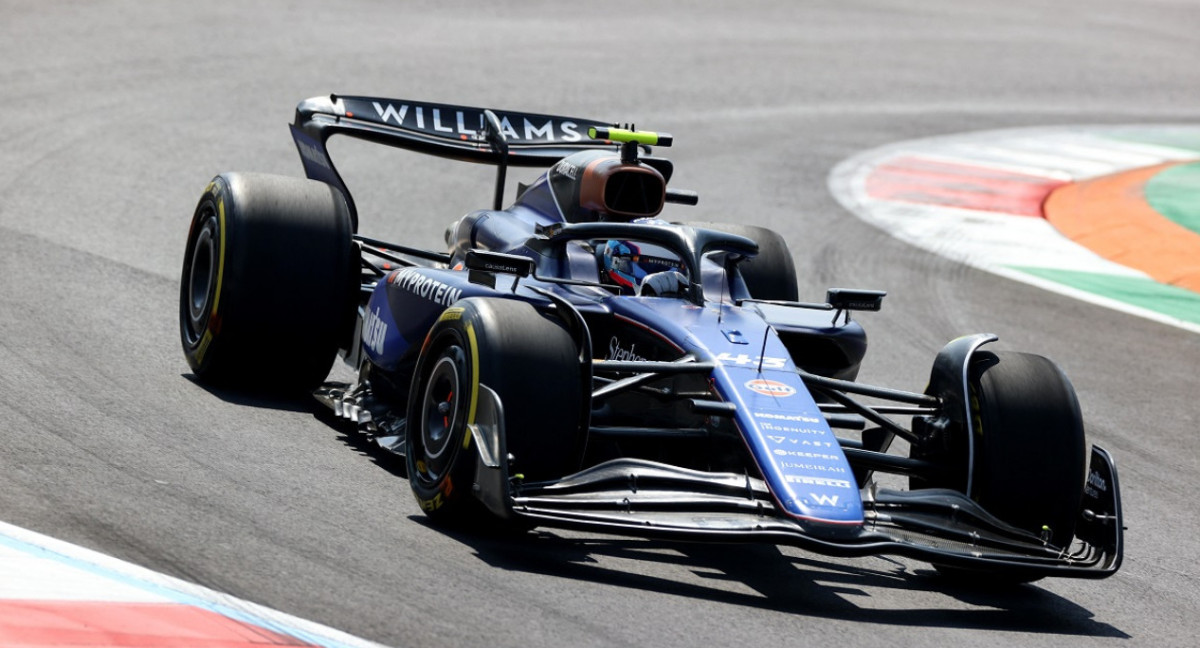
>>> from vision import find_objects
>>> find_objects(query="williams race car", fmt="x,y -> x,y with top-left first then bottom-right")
179,94 -> 1122,581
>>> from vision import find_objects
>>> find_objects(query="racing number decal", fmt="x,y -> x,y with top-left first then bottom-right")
716,352 -> 787,370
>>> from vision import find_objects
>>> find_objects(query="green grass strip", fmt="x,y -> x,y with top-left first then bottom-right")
1145,162 -> 1200,236
1105,131 -> 1200,154
1010,266 -> 1200,325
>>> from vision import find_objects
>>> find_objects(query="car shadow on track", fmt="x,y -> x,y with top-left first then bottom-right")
429,522 -> 1129,639
181,374 -> 318,414
305,396 -> 1126,639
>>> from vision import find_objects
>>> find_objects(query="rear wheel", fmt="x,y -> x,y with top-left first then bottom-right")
179,173 -> 356,392
406,298 -> 586,526
688,221 -> 799,301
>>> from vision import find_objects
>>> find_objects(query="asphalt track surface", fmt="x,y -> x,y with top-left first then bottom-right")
2,1 -> 1199,646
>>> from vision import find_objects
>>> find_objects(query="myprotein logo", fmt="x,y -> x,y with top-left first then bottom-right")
370,102 -> 585,142
744,379 -> 796,398
391,268 -> 463,308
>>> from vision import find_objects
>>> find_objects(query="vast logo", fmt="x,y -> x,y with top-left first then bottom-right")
363,306 -> 388,356
744,379 -> 796,397
767,436 -> 835,448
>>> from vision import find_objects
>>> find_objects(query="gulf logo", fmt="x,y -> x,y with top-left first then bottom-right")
744,379 -> 796,398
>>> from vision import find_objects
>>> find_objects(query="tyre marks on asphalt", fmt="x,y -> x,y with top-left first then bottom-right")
0,521 -> 388,648
829,126 -> 1200,332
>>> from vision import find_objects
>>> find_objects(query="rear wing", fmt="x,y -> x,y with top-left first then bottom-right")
290,94 -> 617,226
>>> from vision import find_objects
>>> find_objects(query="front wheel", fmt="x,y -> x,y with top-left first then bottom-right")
970,351 -> 1087,546
406,298 -> 586,526
922,350 -> 1088,583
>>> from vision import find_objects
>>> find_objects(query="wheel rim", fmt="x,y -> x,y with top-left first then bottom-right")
416,346 -> 466,482
185,212 -> 218,344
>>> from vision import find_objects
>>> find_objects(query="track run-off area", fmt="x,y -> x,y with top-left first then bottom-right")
831,126 -> 1200,333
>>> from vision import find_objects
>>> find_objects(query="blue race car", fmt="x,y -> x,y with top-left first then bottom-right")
179,94 -> 1122,582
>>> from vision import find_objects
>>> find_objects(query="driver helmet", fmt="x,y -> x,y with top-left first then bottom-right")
597,239 -> 685,293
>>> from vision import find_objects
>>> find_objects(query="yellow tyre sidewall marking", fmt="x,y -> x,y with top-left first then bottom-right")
193,196 -> 227,366
212,198 -> 227,317
464,322 -> 479,450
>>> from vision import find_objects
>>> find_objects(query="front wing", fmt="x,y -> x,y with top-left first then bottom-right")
469,385 -> 1123,579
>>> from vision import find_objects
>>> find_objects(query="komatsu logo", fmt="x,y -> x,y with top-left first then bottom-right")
371,102 -> 585,142
392,268 -> 463,308
363,306 -> 388,356
754,411 -> 820,424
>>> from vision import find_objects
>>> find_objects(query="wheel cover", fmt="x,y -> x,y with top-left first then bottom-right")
415,346 -> 467,484
184,211 -> 218,344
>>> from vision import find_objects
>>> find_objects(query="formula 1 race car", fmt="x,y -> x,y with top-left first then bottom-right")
179,94 -> 1123,581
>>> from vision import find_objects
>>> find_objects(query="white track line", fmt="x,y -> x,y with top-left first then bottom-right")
828,125 -> 1200,334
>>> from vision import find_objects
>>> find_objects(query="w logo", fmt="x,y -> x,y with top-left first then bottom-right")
810,493 -> 839,507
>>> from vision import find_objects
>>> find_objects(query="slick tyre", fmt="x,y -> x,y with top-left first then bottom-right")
688,221 -> 799,301
406,298 -> 585,526
179,173 -> 356,392
935,351 -> 1088,583
970,351 -> 1087,545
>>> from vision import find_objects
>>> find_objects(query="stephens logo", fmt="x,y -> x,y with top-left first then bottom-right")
607,337 -> 647,362
744,379 -> 796,398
